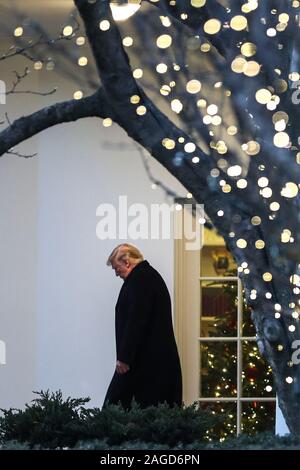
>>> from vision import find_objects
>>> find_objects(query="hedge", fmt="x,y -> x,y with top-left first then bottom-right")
0,390 -> 297,450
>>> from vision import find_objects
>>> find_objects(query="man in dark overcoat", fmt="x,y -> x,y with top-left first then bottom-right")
103,244 -> 182,409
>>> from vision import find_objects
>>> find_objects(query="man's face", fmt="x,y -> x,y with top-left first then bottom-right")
111,257 -> 131,280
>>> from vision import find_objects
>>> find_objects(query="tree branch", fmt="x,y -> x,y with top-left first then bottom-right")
0,88 -> 111,157
135,143 -> 179,199
144,0 -> 229,57
5,66 -> 57,97
0,13 -> 80,62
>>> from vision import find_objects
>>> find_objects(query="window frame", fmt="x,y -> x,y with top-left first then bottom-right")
199,276 -> 276,435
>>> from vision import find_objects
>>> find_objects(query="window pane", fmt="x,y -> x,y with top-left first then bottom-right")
242,341 -> 275,397
200,342 -> 237,397
242,301 -> 256,336
200,281 -> 237,337
242,401 -> 276,434
199,402 -> 237,440
200,245 -> 237,277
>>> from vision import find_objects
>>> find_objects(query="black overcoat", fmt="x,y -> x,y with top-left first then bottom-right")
103,260 -> 182,409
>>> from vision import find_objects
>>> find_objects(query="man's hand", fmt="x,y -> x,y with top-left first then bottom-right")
116,360 -> 130,374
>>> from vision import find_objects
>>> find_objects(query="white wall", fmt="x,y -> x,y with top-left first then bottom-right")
0,63 -> 39,409
0,62 -> 186,409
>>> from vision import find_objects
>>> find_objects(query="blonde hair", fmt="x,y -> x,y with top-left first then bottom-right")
106,243 -> 144,266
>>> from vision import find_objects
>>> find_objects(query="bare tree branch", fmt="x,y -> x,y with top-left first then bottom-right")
0,14 -> 80,61
5,66 -> 57,96
135,143 -> 179,199
6,148 -> 37,158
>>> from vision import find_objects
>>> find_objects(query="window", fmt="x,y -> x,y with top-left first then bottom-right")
174,210 -> 276,437
198,231 -> 276,437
